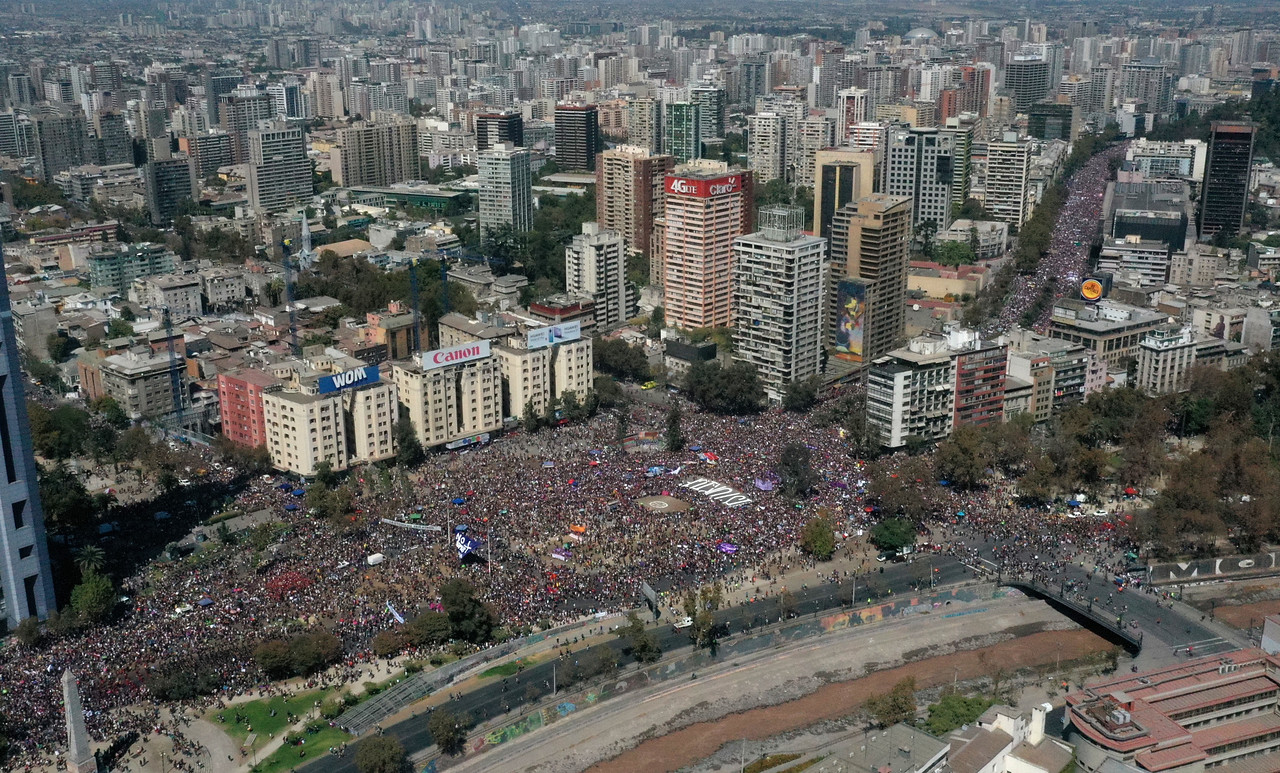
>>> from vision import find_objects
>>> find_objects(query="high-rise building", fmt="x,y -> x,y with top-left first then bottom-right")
829,195 -> 912,364
247,120 -> 311,212
91,110 -> 132,167
475,111 -> 523,151
1119,59 -> 1175,115
0,241 -> 58,627
1005,56 -> 1051,112
177,131 -> 233,179
690,85 -> 727,140
627,97 -> 661,153
478,142 -> 534,237
664,101 -> 702,164
985,132 -> 1032,227
554,103 -> 600,171
939,115 -> 977,209
732,207 -> 829,402
747,112 -> 787,182
217,368 -> 283,448
836,87 -> 870,142
31,109 -> 89,183
813,149 -> 877,240
393,343 -> 504,448
885,126 -> 958,232
220,91 -> 274,164
1199,121 -> 1256,241
662,162 -> 754,329
793,117 -> 834,190
595,145 -> 674,264
335,120 -> 419,187
1027,100 -> 1080,142
565,222 -> 630,329
267,78 -> 311,120
144,147 -> 198,225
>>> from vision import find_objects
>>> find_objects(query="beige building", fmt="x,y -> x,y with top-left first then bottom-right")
199,266 -> 247,311
344,380 -> 398,464
130,273 -> 202,317
1047,299 -> 1169,369
393,341 -> 503,448
263,390 -> 348,476
829,195 -> 913,364
335,120 -> 419,188
1135,326 -> 1197,395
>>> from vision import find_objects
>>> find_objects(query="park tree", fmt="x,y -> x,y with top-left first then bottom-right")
406,611 -> 453,646
934,425 -> 991,488
254,639 -> 294,679
778,443 -> 817,498
288,631 -> 342,675
615,612 -> 662,663
799,516 -> 836,560
865,676 -> 917,727
666,404 -> 685,452
782,377 -> 819,412
685,361 -> 765,415
441,579 -> 496,643
70,571 -> 117,625
39,463 -> 94,535
355,735 -> 408,773
925,691 -> 993,735
870,518 -> 916,552
395,406 -> 425,467
428,708 -> 470,756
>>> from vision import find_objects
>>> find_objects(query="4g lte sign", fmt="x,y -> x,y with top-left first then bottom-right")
665,174 -> 742,198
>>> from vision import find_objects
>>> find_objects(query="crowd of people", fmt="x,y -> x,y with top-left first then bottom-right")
0,396 -> 1141,769
986,143 -> 1129,334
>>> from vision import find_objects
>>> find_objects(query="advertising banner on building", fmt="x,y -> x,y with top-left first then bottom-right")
665,174 -> 743,198
317,365 -> 380,394
527,320 -> 582,350
833,278 -> 868,363
422,340 -> 492,370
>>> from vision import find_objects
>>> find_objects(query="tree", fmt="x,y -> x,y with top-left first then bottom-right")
865,676 -> 917,727
778,443 -> 817,498
39,463 -> 94,534
13,616 -> 41,648
934,240 -> 976,267
782,377 -> 819,412
799,516 -> 836,560
288,631 -> 342,675
915,220 -> 938,259
924,691 -> 993,735
666,404 -> 685,452
70,571 -> 116,625
429,708 -> 469,756
355,735 -> 407,773
73,545 -> 105,576
254,639 -> 294,679
91,395 -> 130,429
371,630 -> 404,658
593,375 -> 625,408
685,361 -> 765,415
45,333 -> 77,362
870,518 -> 916,552
647,307 -> 665,338
594,337 -> 652,382
28,403 -> 91,459
441,579 -> 496,643
935,425 -> 991,489
406,611 -> 452,646
395,406 -> 425,467
615,612 -> 661,663
106,318 -> 134,339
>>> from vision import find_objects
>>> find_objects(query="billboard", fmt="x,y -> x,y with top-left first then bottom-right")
317,365 -> 380,394
422,340 -> 491,370
833,279 -> 868,363
527,320 -> 582,350
665,174 -> 743,198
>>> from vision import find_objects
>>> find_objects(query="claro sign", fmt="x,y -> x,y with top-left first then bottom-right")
665,174 -> 742,198
421,340 -> 491,370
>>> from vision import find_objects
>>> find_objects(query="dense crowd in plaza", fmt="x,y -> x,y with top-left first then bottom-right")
0,394 -> 1141,769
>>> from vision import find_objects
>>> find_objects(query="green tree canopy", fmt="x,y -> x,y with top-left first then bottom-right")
799,516 -> 836,560
870,517 -> 917,552
354,735 -> 408,773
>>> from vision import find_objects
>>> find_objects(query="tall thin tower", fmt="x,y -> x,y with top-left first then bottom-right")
0,244 -> 57,627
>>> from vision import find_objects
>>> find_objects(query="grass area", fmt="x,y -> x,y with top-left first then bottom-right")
210,689 -> 332,749
745,753 -> 802,773
778,757 -> 825,773
479,655 -> 539,679
251,726 -> 349,773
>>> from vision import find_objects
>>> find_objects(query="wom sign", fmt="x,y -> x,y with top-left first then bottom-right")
1149,552 -> 1280,584
681,477 -> 753,507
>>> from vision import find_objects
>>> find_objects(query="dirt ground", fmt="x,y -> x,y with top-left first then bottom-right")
585,629 -> 1111,773
1209,600 -> 1280,629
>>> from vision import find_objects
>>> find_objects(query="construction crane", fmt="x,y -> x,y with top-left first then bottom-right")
408,258 -> 422,352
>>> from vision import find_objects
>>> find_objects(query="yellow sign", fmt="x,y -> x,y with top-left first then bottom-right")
1080,279 -> 1104,301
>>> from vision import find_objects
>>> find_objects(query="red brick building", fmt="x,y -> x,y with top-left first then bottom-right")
217,368 -> 281,447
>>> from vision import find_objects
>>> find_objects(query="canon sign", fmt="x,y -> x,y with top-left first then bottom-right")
421,340 -> 492,370
665,174 -> 741,198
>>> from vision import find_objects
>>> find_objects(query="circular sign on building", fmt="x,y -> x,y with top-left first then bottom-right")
1080,278 -> 1105,302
